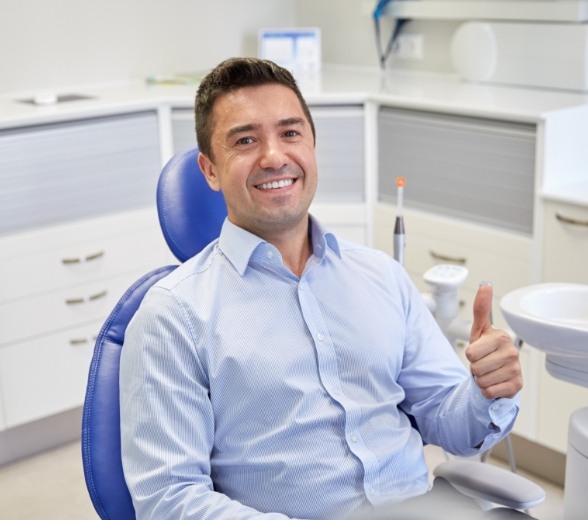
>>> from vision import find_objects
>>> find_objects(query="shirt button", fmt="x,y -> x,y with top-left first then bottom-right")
317,333 -> 324,341
266,251 -> 274,259
350,434 -> 358,443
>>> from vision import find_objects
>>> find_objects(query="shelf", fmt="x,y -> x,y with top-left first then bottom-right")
363,0 -> 588,22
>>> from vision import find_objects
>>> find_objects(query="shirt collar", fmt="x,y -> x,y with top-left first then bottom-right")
217,215 -> 341,277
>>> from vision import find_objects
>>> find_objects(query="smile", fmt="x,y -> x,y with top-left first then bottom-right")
256,178 -> 294,190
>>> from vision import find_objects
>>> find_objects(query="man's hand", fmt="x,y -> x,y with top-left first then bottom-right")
466,283 -> 523,399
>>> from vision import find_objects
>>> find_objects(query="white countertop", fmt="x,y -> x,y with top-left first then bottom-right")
540,181 -> 588,207
2,66 -> 588,130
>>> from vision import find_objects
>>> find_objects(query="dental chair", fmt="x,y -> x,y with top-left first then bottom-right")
81,147 -> 545,520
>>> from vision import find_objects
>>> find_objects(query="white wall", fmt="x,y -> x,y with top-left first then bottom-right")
0,0 -> 297,94
295,0 -> 459,74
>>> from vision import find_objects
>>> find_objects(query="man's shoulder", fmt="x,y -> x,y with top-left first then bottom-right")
155,241 -> 221,291
335,236 -> 391,263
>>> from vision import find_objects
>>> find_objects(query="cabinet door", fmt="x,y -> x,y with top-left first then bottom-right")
536,355 -> 588,453
535,200 -> 588,451
171,108 -> 196,153
0,112 -> 161,235
0,321 -> 100,428
542,200 -> 588,283
378,107 -> 536,234
312,106 -> 365,203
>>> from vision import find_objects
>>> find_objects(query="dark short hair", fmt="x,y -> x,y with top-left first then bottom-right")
195,57 -> 316,160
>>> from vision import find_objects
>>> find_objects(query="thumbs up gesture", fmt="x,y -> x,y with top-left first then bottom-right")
466,283 -> 523,399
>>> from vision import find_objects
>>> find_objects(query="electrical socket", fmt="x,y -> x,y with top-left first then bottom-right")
393,33 -> 424,61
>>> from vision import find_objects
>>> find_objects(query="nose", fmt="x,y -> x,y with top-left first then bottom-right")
259,137 -> 288,170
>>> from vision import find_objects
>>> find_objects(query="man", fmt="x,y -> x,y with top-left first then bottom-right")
120,57 -> 527,520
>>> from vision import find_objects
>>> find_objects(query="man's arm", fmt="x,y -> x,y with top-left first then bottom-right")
394,267 -> 520,455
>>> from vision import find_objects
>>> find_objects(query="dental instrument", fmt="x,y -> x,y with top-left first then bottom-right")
393,176 -> 406,266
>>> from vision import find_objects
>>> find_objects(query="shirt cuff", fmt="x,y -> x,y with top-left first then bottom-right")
470,377 -> 520,438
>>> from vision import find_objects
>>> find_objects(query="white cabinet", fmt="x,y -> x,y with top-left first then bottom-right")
542,200 -> 588,284
0,112 -> 167,431
0,209 -> 170,430
534,200 -> 588,452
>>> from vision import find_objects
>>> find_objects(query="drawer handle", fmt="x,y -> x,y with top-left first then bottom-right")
69,335 -> 98,346
555,213 -> 588,227
62,257 -> 82,265
61,250 -> 105,265
85,251 -> 105,262
88,290 -> 108,301
429,250 -> 467,265
65,297 -> 85,305
65,290 -> 107,305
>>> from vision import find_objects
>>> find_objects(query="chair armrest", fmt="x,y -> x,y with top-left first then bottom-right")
433,459 -> 545,510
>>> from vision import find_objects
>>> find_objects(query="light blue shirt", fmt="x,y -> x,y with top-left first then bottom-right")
120,216 -> 518,520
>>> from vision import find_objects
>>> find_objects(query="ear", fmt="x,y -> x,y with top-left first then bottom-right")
198,152 -> 221,192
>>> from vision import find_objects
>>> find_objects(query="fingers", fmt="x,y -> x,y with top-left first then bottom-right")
469,282 -> 493,343
467,329 -> 523,399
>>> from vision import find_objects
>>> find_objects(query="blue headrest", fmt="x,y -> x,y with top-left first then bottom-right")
157,148 -> 227,262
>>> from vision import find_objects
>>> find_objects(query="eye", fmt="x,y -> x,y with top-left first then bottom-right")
236,136 -> 255,146
283,129 -> 300,138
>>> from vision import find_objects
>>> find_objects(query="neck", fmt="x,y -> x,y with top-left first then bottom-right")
264,220 -> 312,277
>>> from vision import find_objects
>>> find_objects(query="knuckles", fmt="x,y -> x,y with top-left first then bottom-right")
467,328 -> 523,399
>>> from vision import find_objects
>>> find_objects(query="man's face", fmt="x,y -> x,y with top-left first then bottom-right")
198,83 -> 317,240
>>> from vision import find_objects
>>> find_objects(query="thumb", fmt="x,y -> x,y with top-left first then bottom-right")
470,282 -> 494,343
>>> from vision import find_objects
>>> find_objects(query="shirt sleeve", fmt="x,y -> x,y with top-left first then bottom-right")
119,286 -> 305,520
392,263 -> 520,456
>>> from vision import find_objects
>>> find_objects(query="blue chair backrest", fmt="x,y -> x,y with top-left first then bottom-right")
157,147 -> 227,262
81,147 -> 227,519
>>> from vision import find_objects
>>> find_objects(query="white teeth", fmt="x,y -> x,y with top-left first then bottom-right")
258,178 -> 294,190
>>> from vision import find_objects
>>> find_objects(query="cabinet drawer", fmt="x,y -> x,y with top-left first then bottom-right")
0,112 -> 161,235
0,269 -> 165,345
0,212 -> 169,303
0,321 -> 100,428
542,200 -> 588,283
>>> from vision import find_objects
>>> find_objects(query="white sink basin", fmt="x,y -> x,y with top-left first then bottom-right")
500,283 -> 588,387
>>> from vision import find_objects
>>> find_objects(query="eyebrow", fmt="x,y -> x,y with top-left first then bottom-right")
225,117 -> 306,141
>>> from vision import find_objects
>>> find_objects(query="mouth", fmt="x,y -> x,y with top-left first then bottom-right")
255,178 -> 295,191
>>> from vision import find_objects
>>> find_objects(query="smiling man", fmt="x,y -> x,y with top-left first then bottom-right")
119,58 -> 530,520
197,78 -> 317,276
